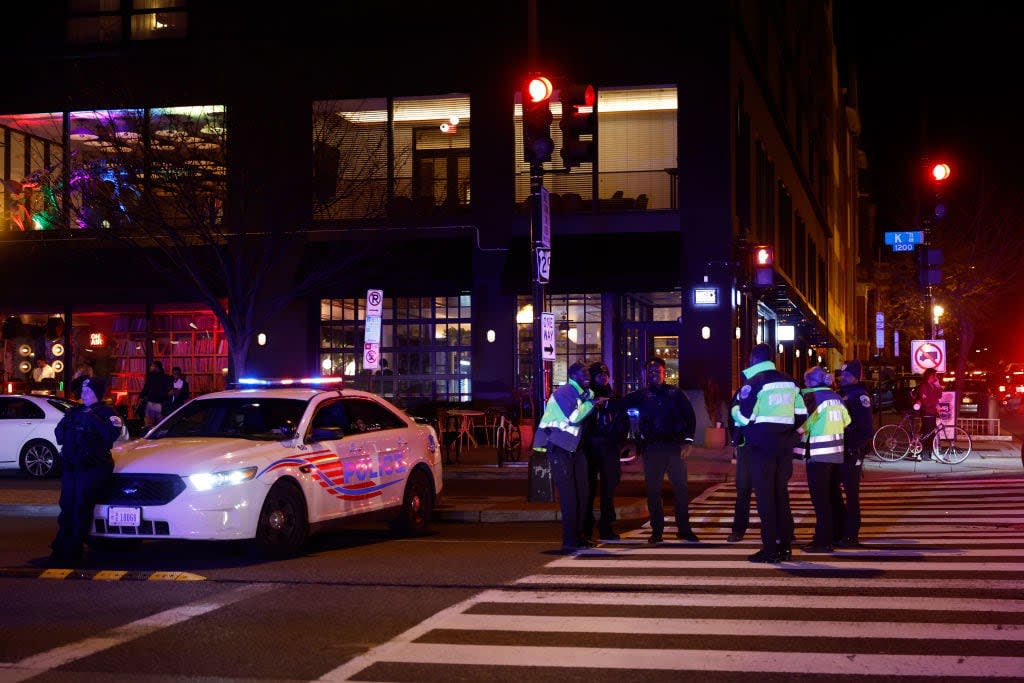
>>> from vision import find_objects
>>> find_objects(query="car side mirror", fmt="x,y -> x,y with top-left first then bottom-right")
308,426 -> 344,442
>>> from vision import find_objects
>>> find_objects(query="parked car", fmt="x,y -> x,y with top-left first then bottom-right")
948,378 -> 994,417
91,379 -> 444,558
0,394 -> 76,478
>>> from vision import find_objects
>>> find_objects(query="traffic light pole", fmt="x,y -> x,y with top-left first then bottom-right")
530,164 -> 546,424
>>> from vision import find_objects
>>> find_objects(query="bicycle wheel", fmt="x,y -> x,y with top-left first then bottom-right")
873,424 -> 911,461
933,425 -> 972,464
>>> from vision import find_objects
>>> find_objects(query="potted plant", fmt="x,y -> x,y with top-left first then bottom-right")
702,378 -> 728,449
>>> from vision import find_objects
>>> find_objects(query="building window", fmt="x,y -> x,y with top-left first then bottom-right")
0,105 -> 226,233
320,294 -> 472,404
515,293 -> 601,393
514,85 -> 676,212
67,0 -> 188,44
313,94 -> 470,222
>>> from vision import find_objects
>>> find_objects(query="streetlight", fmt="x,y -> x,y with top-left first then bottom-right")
933,303 -> 944,326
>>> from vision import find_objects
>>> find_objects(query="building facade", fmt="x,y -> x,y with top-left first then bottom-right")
0,1 -> 868,424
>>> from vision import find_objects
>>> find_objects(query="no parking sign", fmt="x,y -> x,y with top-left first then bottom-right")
910,339 -> 946,374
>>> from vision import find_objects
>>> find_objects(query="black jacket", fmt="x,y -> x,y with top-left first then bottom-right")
140,370 -> 173,405
840,382 -> 874,452
583,382 -> 629,447
55,403 -> 122,467
620,383 -> 695,445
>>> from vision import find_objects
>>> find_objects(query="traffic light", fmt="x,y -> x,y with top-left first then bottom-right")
918,247 -> 944,287
927,161 -> 951,222
752,244 -> 774,287
522,75 -> 554,164
558,83 -> 596,168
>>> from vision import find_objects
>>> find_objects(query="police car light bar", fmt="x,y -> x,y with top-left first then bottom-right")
236,377 -> 344,387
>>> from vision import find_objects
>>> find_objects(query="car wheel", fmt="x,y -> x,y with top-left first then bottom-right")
20,440 -> 61,479
253,480 -> 308,559
389,468 -> 435,536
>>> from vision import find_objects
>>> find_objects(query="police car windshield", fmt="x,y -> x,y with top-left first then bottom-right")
148,397 -> 307,441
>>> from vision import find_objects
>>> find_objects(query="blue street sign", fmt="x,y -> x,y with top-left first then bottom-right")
892,243 -> 915,252
884,231 -> 924,246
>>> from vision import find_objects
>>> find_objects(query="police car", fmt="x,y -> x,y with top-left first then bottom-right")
91,378 -> 443,558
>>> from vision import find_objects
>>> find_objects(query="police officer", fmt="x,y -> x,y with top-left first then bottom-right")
620,357 -> 698,545
537,361 -> 603,553
836,359 -> 873,547
731,343 -> 807,563
795,366 -> 850,554
582,362 -> 628,541
49,376 -> 123,566
726,416 -> 753,543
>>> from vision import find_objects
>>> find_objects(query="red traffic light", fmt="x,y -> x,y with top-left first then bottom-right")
931,163 -> 951,182
526,76 -> 553,104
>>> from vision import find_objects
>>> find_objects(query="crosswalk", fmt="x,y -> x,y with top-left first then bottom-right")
321,476 -> 1024,681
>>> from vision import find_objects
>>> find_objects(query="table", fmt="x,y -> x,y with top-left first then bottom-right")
448,409 -> 485,448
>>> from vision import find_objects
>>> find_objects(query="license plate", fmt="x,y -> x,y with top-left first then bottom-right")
108,506 -> 141,528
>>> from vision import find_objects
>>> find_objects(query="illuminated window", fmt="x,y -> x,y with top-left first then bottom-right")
67,0 -> 188,43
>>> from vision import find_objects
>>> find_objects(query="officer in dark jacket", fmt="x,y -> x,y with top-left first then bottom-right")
619,357 -> 698,545
582,362 -> 628,541
49,376 -> 123,566
836,359 -> 873,547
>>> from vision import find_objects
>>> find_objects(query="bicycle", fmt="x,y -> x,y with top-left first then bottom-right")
872,411 -> 972,464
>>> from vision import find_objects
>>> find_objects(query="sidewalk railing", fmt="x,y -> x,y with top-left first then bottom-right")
957,417 -> 1010,440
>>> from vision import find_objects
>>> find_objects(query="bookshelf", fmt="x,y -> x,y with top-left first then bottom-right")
109,311 -> 227,406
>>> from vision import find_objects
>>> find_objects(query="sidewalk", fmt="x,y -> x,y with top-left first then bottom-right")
1,438 -> 1020,523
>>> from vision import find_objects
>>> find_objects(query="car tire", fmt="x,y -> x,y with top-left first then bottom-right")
20,440 -> 61,479
253,480 -> 308,559
389,468 -> 435,536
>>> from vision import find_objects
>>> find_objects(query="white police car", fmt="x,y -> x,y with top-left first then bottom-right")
91,378 -> 442,558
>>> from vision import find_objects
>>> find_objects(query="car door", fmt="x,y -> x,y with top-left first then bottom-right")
0,398 -> 44,467
342,398 -> 411,510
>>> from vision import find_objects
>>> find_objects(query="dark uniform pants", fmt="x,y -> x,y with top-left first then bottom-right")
732,445 -> 753,536
749,445 -> 794,550
548,444 -> 589,547
642,442 -> 690,535
837,448 -> 863,541
52,460 -> 114,558
806,460 -> 840,545
584,437 -> 621,537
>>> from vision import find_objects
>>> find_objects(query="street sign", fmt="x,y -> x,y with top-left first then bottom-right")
366,289 -> 384,317
364,316 -> 381,344
910,339 -> 946,374
884,231 -> 924,246
540,312 -> 556,361
535,247 -> 551,284
540,187 -> 550,248
362,343 -> 379,370
875,311 -> 884,349
892,243 -> 915,252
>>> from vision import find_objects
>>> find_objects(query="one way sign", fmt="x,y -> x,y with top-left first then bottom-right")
541,312 -> 556,361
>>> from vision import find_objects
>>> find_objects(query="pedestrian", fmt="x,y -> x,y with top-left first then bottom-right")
731,343 -> 807,563
169,366 -> 191,410
582,361 -> 629,541
138,360 -> 173,428
620,356 -> 699,545
48,376 -> 123,566
726,409 -> 753,544
70,357 -> 95,396
32,357 -> 56,385
836,359 -> 873,547
536,360 -> 604,553
912,368 -> 942,461
795,366 -> 850,554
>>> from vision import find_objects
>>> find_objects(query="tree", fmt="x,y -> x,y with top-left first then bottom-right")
877,180 -> 1024,394
47,105 -> 394,380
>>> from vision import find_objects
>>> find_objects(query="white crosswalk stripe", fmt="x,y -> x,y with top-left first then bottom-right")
321,475 -> 1024,681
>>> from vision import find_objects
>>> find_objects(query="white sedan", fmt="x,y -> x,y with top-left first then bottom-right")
0,394 -> 75,478
92,380 -> 443,558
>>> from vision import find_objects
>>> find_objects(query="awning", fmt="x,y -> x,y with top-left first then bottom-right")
759,285 -> 841,348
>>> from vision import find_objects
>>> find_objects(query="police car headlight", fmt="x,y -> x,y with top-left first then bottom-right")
189,466 -> 258,492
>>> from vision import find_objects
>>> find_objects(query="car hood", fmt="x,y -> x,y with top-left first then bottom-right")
112,437 -> 296,475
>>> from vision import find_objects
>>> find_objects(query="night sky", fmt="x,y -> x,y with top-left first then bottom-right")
843,2 -> 1024,364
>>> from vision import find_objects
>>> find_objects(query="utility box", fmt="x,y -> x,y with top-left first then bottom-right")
527,450 -> 554,502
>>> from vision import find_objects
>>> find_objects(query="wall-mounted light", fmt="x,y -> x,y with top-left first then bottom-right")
486,329 -> 496,343
257,333 -> 267,346
734,326 -> 741,340
795,348 -> 801,358
777,325 -> 795,341
701,326 -> 711,340
52,360 -> 64,373
51,343 -> 65,357
778,343 -> 784,354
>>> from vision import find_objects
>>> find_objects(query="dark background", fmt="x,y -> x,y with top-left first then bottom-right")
843,2 -> 1024,363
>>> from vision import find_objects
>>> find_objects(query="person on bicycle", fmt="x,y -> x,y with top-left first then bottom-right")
914,368 -> 942,462
837,359 -> 873,547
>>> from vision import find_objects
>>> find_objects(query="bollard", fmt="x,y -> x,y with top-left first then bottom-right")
527,450 -> 554,502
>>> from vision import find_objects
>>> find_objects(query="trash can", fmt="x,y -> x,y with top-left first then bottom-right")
982,396 -> 1000,420
527,450 -> 554,502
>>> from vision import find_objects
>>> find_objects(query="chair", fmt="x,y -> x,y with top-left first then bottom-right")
635,193 -> 649,209
435,408 -> 465,464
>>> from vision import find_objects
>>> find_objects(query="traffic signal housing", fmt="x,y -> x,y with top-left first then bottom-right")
927,161 -> 951,222
752,244 -> 774,287
558,83 -> 596,168
522,75 -> 554,164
